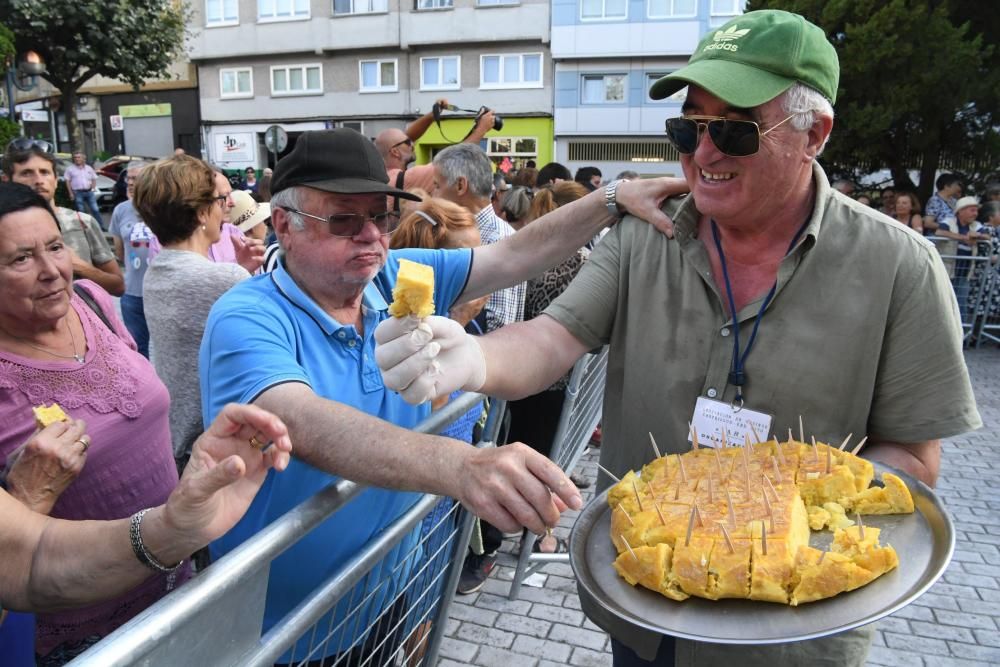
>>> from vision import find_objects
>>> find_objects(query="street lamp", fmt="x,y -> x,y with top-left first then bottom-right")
5,50 -> 45,121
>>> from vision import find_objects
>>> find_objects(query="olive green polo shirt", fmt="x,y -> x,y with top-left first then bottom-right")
546,163 -> 980,665
546,163 -> 980,478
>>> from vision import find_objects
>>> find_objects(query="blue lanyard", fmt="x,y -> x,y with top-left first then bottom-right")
710,218 -> 810,407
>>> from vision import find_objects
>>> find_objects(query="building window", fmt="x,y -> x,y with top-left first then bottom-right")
710,0 -> 740,16
258,0 -> 309,20
333,0 -> 387,14
581,0 -> 627,20
581,74 -> 627,104
485,136 -> 537,170
480,53 -> 542,89
477,0 -> 518,5
270,64 -> 323,96
645,72 -> 686,102
206,0 -> 238,25
220,67 -> 253,98
339,121 -> 365,133
647,0 -> 697,19
415,0 -> 452,8
420,56 -> 460,91
360,59 -> 398,92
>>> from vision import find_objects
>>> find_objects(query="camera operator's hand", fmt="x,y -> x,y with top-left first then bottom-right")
434,98 -> 450,110
475,110 -> 496,133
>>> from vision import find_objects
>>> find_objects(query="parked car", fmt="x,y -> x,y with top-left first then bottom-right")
96,154 -> 158,180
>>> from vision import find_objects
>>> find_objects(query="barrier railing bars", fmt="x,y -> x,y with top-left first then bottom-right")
69,391 -> 491,667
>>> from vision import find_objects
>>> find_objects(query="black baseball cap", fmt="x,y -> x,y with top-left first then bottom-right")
271,128 -> 420,201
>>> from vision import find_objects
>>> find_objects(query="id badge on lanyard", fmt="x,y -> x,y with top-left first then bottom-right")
689,396 -> 772,449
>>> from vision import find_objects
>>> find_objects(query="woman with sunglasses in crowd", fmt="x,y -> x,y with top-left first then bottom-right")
135,155 -> 252,473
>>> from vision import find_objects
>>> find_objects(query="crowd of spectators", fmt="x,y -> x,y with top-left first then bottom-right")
0,84 -> 993,663
0,130 -> 637,663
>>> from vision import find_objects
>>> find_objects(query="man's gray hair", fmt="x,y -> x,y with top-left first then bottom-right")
270,186 -> 307,232
779,83 -> 836,154
433,144 -> 493,199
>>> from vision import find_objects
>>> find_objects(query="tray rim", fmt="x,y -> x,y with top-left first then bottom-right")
568,461 -> 956,644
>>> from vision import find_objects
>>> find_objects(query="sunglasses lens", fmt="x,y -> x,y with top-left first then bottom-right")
665,118 -> 699,154
707,120 -> 759,157
7,138 -> 53,153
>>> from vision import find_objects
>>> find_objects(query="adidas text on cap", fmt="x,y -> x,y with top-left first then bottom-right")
648,9 -> 839,108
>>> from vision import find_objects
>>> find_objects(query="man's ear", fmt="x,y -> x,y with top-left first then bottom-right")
455,176 -> 469,197
804,114 -> 834,162
271,208 -> 293,247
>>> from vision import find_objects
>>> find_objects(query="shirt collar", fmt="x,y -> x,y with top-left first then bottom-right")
271,256 -> 388,336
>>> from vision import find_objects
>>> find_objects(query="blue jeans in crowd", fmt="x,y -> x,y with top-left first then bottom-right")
120,294 -> 149,358
73,190 -> 104,228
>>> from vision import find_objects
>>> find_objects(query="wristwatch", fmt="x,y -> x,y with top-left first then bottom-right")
605,179 -> 628,219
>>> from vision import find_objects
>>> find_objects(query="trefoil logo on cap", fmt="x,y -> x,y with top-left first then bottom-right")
704,25 -> 751,52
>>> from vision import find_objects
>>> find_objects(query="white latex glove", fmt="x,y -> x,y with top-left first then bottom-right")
375,315 -> 486,405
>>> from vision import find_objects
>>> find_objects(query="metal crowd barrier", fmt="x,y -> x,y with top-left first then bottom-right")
501,346 -> 609,601
69,392 -> 492,667
929,237 -> 996,346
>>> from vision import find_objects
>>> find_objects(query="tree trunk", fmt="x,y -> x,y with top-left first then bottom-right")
889,166 -> 916,191
60,84 -> 81,154
917,143 -> 940,205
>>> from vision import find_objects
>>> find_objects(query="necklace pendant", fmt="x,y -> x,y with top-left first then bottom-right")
74,354 -> 85,364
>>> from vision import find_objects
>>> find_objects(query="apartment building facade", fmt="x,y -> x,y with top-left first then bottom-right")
551,0 -> 745,177
191,0 -> 556,171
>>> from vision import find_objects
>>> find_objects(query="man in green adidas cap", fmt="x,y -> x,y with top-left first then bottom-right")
376,10 -> 977,665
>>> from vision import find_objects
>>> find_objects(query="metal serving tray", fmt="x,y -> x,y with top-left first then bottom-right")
569,463 -> 954,644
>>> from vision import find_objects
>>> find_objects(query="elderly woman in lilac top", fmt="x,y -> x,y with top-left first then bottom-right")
0,183 -> 186,664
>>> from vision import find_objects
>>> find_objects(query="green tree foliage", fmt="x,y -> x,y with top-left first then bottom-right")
0,0 -> 190,152
0,23 -> 14,63
747,0 -> 999,199
0,23 -> 20,146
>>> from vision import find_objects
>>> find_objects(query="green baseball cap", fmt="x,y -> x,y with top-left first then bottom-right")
649,9 -> 839,107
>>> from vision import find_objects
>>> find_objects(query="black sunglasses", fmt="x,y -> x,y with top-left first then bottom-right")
391,138 -> 413,149
282,207 -> 402,237
6,137 -> 55,154
664,114 -> 794,157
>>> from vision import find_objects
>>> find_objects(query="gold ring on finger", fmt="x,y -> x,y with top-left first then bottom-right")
248,434 -> 264,450
76,434 -> 91,452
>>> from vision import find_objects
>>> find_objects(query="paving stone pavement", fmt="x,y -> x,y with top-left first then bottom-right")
440,347 -> 1000,667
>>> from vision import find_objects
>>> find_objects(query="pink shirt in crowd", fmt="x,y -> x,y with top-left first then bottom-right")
0,281 -> 189,657
146,222 -> 246,265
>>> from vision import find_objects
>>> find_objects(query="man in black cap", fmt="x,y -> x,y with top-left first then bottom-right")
198,127 -> 682,663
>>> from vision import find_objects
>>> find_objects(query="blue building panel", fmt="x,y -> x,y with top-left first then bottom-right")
552,0 -> 744,27
554,71 -> 580,108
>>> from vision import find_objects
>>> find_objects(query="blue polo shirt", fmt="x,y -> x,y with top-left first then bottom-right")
200,247 -> 472,660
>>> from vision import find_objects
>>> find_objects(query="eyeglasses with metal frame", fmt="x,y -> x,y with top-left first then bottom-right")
664,114 -> 795,158
281,207 -> 402,237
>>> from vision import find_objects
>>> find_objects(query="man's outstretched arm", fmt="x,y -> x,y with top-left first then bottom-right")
253,382 -> 582,534
461,178 -> 685,303
376,313 -> 589,407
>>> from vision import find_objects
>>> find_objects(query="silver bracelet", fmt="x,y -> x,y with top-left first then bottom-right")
129,508 -> 184,573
